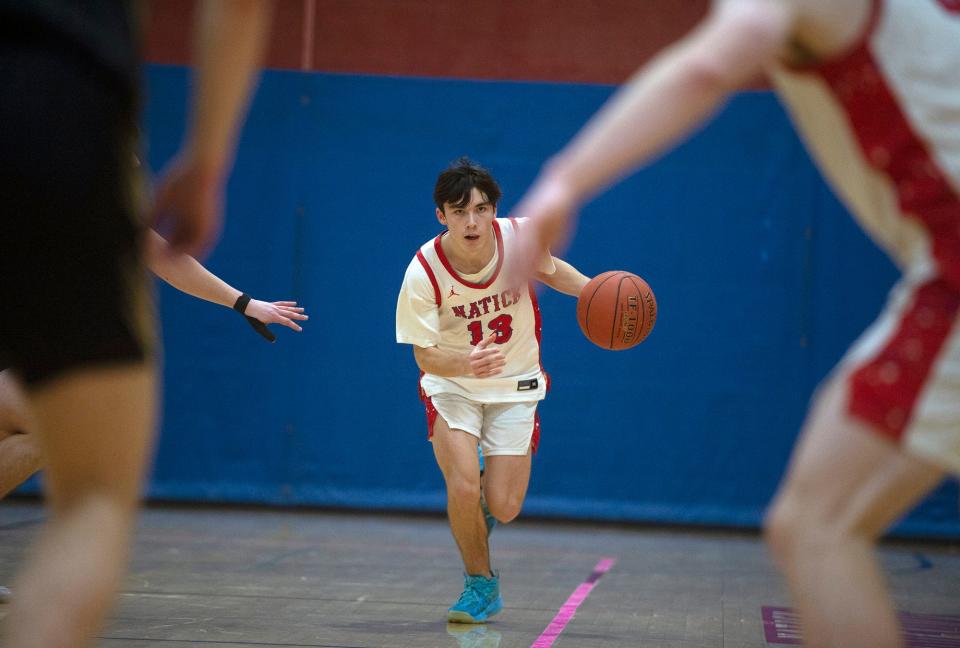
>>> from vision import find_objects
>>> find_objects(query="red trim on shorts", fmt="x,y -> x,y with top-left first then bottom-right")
848,278 -> 960,440
423,396 -> 439,440
434,220 -> 505,289
419,371 -> 440,440
531,410 -> 541,453
422,393 -> 541,452
416,250 -> 441,307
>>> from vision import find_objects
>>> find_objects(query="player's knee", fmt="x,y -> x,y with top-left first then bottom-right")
765,488 -> 859,570
764,489 -> 838,568
487,493 -> 524,523
763,487 -> 835,569
492,503 -> 522,524
445,474 -> 481,504
763,495 -> 801,569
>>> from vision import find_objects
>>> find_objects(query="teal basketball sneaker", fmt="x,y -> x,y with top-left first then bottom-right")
447,572 -> 502,623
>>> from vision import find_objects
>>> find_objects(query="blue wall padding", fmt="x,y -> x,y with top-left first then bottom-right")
133,66 -> 957,537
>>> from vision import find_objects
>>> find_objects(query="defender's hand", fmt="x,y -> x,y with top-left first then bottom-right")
506,175 -> 578,286
149,155 -> 224,260
244,299 -> 308,333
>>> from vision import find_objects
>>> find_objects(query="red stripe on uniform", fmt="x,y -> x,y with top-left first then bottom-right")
422,391 -> 440,440
797,1 -> 960,439
811,7 -> 960,288
416,250 -> 441,306
848,278 -> 960,439
414,252 -> 440,439
419,371 -> 439,439
531,410 -> 541,453
529,283 -> 550,392
523,274 -> 545,453
937,0 -> 960,15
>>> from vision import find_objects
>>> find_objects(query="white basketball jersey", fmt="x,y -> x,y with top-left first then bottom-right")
769,0 -> 960,285
396,218 -> 547,403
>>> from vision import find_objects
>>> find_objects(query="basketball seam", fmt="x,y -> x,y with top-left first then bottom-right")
584,271 -> 621,346
626,274 -> 647,345
609,274 -> 629,349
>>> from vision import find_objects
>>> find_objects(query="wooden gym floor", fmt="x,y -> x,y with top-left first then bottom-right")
1,499 -> 958,647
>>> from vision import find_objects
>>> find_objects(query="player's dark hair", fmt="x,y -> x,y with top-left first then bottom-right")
433,157 -> 502,211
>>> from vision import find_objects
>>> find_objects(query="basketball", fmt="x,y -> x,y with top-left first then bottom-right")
577,271 -> 657,350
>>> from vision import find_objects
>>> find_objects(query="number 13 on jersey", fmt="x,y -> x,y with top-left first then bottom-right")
467,315 -> 513,345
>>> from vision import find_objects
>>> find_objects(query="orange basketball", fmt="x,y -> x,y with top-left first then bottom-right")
577,271 -> 657,350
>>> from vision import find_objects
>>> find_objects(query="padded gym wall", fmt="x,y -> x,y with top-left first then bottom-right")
140,64 -> 958,536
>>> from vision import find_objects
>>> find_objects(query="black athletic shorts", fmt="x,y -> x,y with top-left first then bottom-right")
0,22 -> 154,386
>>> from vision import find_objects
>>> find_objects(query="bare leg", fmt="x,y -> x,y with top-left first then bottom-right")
765,374 -> 944,648
0,370 -> 41,499
432,416 -> 491,576
482,453 -> 531,524
2,362 -> 156,648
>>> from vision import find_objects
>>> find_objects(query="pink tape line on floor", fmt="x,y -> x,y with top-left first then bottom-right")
531,557 -> 616,648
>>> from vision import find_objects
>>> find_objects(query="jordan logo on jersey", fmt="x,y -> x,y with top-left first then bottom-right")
448,285 -> 460,298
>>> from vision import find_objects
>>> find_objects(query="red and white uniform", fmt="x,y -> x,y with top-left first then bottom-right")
396,217 -> 548,404
770,0 -> 960,472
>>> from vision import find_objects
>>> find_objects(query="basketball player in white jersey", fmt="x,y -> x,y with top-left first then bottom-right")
509,1 -> 960,646
396,158 -> 589,623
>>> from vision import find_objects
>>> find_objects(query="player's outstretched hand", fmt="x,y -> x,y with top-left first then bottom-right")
149,154 -> 225,260
468,332 -> 506,378
507,174 -> 579,284
245,300 -> 308,333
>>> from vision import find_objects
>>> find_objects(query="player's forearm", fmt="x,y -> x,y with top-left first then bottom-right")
184,0 -> 272,175
413,345 -> 470,378
146,230 -> 241,308
546,50 -> 732,204
544,1 -> 792,205
537,257 -> 590,297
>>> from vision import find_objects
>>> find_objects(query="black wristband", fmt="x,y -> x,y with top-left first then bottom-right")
245,315 -> 276,343
233,293 -> 251,315
233,294 -> 277,343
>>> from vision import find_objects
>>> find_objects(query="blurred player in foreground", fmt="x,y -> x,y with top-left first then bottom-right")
0,1 -> 272,645
510,1 -> 960,646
